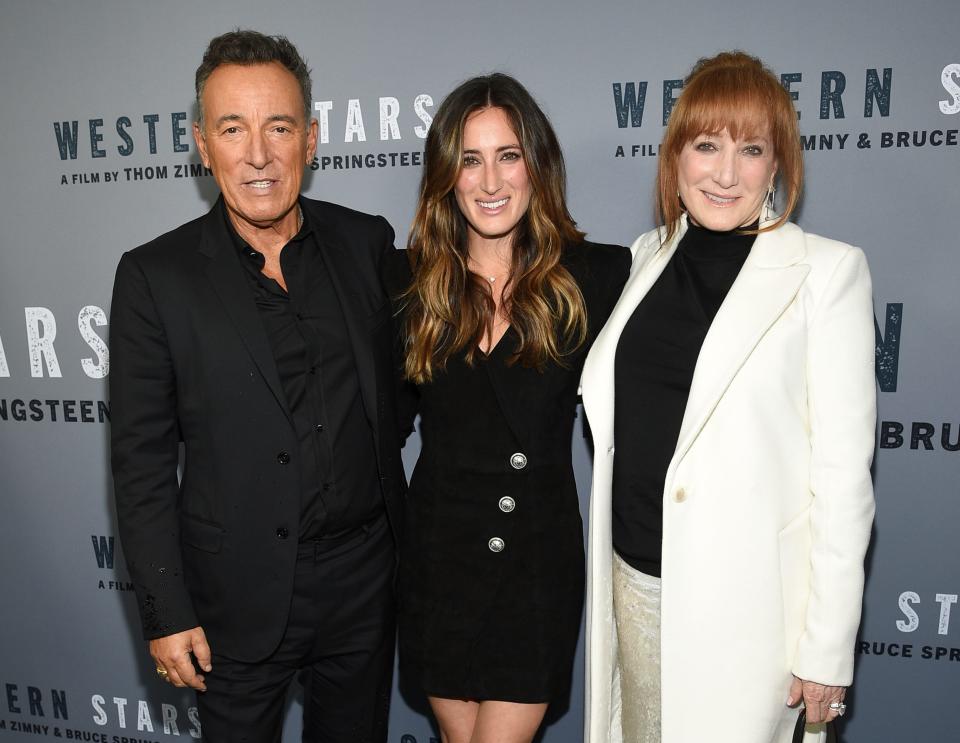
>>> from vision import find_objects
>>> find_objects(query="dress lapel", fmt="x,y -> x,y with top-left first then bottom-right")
482,329 -> 532,450
199,202 -> 293,426
671,222 -> 809,465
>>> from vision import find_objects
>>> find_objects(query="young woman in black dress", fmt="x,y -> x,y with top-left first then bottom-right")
383,73 -> 629,743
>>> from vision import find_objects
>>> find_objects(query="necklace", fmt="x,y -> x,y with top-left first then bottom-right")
468,257 -> 507,284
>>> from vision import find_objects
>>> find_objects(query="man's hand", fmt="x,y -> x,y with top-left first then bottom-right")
150,627 -> 212,691
787,675 -> 846,723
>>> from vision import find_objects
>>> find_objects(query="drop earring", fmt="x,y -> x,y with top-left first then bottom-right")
762,185 -> 776,223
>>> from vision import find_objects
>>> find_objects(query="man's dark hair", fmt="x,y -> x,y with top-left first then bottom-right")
195,29 -> 312,126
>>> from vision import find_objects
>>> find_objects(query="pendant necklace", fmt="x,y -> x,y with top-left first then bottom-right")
468,255 -> 506,285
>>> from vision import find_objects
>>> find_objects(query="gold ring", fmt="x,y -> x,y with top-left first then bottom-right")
156,667 -> 168,678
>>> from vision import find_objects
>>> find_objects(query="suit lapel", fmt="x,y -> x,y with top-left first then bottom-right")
311,212 -> 381,442
200,202 -> 293,426
671,223 -> 809,465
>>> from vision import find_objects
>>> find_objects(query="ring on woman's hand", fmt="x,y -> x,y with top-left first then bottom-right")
156,667 -> 168,678
828,701 -> 846,716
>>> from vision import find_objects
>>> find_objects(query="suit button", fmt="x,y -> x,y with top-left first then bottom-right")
498,496 -> 516,513
276,527 -> 289,539
315,424 -> 324,433
674,487 -> 687,503
509,452 -> 527,470
488,537 -> 505,553
277,451 -> 291,465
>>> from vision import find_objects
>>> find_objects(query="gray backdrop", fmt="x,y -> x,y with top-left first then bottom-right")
1,1 -> 957,741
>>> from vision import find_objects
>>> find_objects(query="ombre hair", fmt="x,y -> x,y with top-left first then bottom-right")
656,51 -> 803,243
400,73 -> 587,383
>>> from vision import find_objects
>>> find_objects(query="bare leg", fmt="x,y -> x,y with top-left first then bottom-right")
429,697 -> 480,743
429,697 -> 548,743
470,700 -> 548,743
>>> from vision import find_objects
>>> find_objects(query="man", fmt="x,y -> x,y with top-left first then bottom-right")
110,30 -> 405,742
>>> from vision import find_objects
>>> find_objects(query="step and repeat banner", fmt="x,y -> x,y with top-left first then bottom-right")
1,1 -> 957,741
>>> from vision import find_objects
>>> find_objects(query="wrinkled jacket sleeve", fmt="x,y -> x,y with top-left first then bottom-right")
110,251 -> 198,639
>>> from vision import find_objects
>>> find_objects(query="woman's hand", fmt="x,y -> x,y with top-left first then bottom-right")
787,676 -> 846,723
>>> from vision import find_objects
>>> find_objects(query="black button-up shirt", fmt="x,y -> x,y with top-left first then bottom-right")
225,201 -> 383,540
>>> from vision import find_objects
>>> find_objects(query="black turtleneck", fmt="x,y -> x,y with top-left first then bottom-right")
612,222 -> 756,576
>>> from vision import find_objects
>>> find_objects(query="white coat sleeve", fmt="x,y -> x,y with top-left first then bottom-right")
793,245 -> 877,685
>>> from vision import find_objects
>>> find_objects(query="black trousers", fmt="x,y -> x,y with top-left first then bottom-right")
197,514 -> 396,743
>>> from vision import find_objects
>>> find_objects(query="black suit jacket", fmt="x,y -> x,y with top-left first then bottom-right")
110,197 -> 405,662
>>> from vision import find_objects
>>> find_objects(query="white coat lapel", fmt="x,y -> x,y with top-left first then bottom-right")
671,222 -> 810,465
581,225 -> 676,445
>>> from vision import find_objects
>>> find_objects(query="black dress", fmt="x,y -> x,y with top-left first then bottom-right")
383,241 -> 630,703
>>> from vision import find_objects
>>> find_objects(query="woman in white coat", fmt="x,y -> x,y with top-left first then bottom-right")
581,51 -> 876,743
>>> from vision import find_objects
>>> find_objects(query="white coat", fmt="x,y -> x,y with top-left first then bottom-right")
581,217 -> 876,743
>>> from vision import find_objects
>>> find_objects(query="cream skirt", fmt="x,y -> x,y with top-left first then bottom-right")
613,553 -> 662,743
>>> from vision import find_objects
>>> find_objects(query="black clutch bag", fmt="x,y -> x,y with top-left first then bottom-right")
792,709 -> 839,743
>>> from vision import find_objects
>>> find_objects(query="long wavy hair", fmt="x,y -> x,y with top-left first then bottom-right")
656,51 -> 804,243
401,73 -> 587,383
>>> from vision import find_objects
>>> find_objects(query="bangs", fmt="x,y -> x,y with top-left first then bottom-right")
673,70 -> 777,143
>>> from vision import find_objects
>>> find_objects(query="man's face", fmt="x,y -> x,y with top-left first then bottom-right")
194,62 -> 318,232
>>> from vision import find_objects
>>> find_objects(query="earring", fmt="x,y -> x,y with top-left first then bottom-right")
762,185 -> 776,223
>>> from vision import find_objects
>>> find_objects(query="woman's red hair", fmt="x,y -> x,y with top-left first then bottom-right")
656,51 -> 803,242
